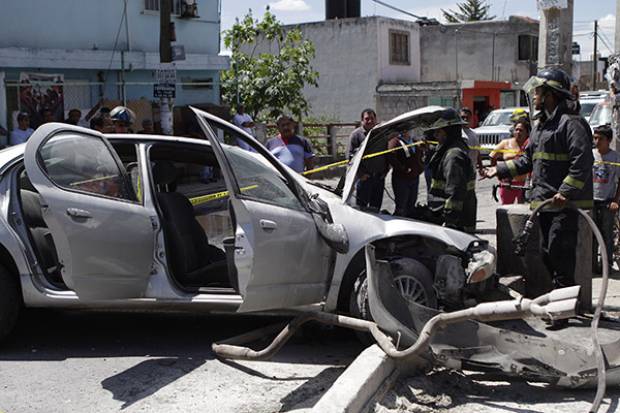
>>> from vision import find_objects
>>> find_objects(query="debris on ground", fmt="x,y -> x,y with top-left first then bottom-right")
372,368 -> 620,413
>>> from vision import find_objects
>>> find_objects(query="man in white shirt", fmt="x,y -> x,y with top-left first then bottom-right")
460,107 -> 482,174
232,105 -> 256,151
9,112 -> 34,145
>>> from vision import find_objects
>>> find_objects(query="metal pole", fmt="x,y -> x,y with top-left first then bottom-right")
124,0 -> 131,51
491,32 -> 496,81
593,20 -> 598,90
120,50 -> 126,105
159,0 -> 173,135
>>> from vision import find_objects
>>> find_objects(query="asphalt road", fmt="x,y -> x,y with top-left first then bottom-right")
0,310 -> 362,413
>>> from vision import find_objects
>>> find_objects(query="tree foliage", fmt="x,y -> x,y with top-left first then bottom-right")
221,8 -> 319,121
442,0 -> 495,23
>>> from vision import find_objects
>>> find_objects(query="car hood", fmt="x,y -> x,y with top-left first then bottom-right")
342,106 -> 448,205
304,179 -> 478,252
473,125 -> 511,134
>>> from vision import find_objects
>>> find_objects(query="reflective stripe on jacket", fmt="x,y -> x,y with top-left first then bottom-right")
497,101 -> 594,209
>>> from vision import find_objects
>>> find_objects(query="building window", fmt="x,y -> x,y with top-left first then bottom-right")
518,35 -> 539,61
389,30 -> 410,66
145,0 -> 182,15
181,78 -> 214,90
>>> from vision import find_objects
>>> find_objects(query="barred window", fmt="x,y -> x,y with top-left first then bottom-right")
145,0 -> 182,15
518,35 -> 539,61
389,30 -> 410,66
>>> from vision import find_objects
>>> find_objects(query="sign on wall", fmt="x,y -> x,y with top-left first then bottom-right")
19,72 -> 64,128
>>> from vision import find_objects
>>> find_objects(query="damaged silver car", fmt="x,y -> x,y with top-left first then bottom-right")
0,107 -> 496,341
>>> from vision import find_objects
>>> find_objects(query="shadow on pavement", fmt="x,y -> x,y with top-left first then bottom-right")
279,366 -> 346,412
101,357 -> 206,410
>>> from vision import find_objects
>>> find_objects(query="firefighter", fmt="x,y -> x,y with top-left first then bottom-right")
425,108 -> 477,234
483,67 -> 594,292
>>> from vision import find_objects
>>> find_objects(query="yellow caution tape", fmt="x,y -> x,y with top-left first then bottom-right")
189,184 -> 258,206
302,141 -> 426,176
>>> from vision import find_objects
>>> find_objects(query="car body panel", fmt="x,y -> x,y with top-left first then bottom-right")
23,123 -> 156,299
192,108 -> 332,312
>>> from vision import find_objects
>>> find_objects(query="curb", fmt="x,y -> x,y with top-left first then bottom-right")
308,344 -> 399,413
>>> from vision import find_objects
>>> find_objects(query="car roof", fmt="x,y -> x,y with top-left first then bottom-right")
103,133 -> 214,147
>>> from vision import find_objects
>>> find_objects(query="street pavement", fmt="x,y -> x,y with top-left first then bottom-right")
0,310 -> 361,413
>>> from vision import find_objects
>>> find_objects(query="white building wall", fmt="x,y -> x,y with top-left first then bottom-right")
376,18 -> 421,84
294,18 -> 381,122
419,19 -> 538,84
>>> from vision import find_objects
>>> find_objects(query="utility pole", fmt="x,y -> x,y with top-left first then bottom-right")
592,20 -> 598,90
537,0 -> 574,73
616,0 -> 620,54
159,0 -> 173,134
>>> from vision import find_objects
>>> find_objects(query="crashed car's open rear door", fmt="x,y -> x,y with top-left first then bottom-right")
192,108 -> 332,312
23,123 -> 155,299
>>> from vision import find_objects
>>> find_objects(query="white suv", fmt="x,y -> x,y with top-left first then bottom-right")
473,107 -> 528,151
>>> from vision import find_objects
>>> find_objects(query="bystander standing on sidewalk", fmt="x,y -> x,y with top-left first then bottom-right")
9,112 -> 34,145
490,119 -> 530,204
591,125 -> 620,273
460,107 -> 482,174
347,108 -> 385,210
387,130 -> 423,217
232,104 -> 256,151
265,115 -> 314,173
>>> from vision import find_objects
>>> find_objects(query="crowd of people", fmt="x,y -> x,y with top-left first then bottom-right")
0,103 -> 154,148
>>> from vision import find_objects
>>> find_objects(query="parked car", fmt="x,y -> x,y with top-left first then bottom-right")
588,97 -> 613,130
579,90 -> 608,123
0,107 -> 496,341
473,107 -> 528,152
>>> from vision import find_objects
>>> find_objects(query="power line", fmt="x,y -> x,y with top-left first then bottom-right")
370,0 -> 426,20
597,33 -> 613,54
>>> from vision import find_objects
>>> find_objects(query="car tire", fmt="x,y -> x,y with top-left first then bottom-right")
348,257 -> 437,323
0,265 -> 21,343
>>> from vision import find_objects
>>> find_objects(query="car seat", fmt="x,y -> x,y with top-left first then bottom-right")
152,161 -> 229,288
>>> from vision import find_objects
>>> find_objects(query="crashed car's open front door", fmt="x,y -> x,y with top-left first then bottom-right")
192,108 -> 332,313
23,123 -> 155,299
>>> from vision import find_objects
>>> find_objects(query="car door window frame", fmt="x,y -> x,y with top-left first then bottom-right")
35,129 -> 140,205
199,116 -> 314,213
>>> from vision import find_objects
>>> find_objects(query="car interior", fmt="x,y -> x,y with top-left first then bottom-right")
148,143 -> 235,292
15,138 -> 237,294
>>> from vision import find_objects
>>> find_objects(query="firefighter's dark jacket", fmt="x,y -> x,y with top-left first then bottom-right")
497,101 -> 594,208
429,135 -> 476,233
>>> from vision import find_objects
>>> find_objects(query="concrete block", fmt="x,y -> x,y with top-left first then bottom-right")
311,344 -> 397,413
496,204 -> 592,311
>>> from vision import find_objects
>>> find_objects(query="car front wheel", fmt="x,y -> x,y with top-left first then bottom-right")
0,265 -> 21,343
348,257 -> 437,322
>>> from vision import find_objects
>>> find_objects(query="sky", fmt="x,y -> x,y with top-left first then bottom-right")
220,0 -> 617,60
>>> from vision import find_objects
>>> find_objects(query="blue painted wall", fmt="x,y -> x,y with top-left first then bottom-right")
0,0 -> 221,55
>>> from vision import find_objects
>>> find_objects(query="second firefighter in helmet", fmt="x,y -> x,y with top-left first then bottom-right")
109,106 -> 136,133
483,67 -> 593,293
426,108 -> 477,234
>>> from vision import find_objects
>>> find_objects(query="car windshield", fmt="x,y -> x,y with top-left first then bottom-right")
580,101 -> 599,117
482,111 -> 513,127
589,102 -> 612,127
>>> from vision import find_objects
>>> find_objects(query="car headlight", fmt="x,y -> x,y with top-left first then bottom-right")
466,248 -> 496,284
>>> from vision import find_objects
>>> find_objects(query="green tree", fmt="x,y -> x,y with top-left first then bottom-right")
442,0 -> 496,23
221,8 -> 319,121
